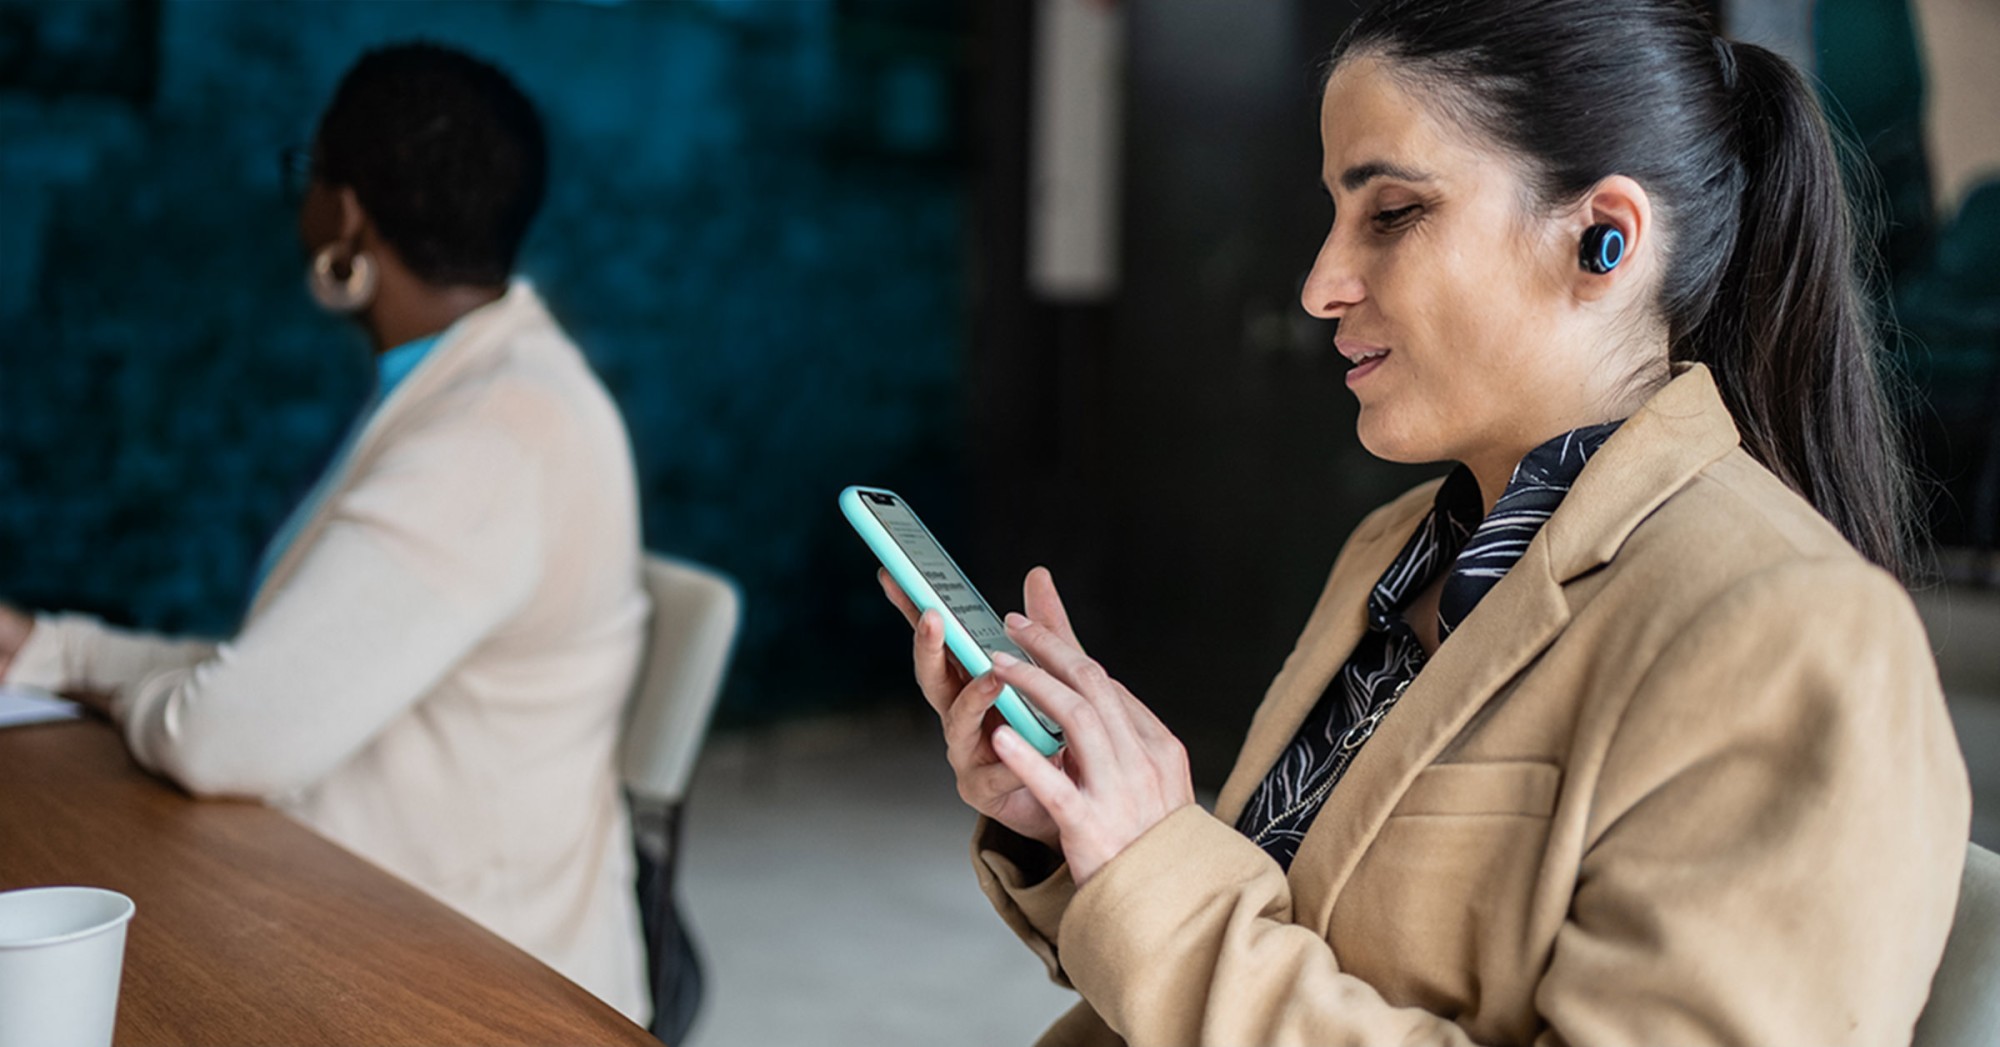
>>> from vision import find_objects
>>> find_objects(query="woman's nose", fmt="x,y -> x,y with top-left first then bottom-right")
1299,235 -> 1363,320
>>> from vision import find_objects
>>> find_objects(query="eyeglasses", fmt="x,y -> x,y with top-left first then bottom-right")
278,145 -> 316,205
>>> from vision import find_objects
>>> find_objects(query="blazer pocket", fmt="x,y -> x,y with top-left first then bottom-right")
1392,761 -> 1560,818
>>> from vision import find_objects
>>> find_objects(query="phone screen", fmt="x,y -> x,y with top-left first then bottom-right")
861,494 -> 1033,666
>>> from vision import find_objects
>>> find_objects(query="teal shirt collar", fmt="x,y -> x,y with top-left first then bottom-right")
249,330 -> 442,600
376,332 -> 442,397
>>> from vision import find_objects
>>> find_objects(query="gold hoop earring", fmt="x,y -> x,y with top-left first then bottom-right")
308,244 -> 378,314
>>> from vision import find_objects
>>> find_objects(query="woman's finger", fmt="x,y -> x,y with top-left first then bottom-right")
1004,611 -> 1109,699
878,568 -> 921,629
958,759 -> 1033,807
912,610 -> 969,715
1000,615 -> 1149,765
942,672 -> 1005,764
989,650 -> 1147,769
1022,566 -> 1083,652
992,725 -> 1084,825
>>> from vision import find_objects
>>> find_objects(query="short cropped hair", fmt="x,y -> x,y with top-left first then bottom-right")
315,42 -> 547,286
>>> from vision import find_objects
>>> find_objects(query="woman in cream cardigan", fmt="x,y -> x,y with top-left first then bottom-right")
879,1 -> 1970,1043
0,45 -> 650,1021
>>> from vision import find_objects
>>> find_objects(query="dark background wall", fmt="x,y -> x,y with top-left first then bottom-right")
966,0 -> 1437,785
0,0 -> 970,723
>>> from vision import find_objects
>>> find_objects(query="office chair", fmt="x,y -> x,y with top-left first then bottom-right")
1913,841 -> 2000,1047
622,554 -> 742,1046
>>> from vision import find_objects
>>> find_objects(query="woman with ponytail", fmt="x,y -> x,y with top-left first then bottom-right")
876,1 -> 1970,1043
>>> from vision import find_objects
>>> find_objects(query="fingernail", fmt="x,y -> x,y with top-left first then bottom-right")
990,650 -> 1019,667
991,725 -> 1018,750
1004,612 -> 1029,630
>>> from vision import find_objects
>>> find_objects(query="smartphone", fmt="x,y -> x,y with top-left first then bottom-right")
840,485 -> 1065,756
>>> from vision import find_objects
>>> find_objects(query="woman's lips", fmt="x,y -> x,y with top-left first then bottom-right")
1337,338 -> 1390,387
1345,351 -> 1388,386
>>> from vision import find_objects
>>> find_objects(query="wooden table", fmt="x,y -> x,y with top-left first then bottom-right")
0,720 -> 661,1046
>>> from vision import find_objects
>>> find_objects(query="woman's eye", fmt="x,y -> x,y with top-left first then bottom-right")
1372,205 -> 1420,230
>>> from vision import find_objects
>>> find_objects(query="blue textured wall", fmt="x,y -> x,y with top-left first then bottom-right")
0,0 -> 970,720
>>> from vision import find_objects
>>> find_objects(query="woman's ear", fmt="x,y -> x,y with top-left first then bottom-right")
1570,174 -> 1653,303
335,186 -> 369,247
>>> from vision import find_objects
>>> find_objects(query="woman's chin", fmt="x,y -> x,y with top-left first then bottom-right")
1354,414 -> 1439,466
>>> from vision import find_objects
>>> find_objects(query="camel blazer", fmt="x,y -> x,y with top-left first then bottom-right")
975,364 -> 1971,1046
8,282 -> 652,1021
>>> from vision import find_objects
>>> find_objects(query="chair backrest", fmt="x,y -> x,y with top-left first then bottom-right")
620,554 -> 743,805
1914,841 -> 2000,1047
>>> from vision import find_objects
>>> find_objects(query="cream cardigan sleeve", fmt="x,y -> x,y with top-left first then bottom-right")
1039,560 -> 1965,1046
11,417 -> 542,800
8,616 -> 216,697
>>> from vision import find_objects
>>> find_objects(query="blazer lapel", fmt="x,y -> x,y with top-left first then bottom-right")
1539,363 -> 1742,583
1214,486 -> 1438,824
1271,363 -> 1744,927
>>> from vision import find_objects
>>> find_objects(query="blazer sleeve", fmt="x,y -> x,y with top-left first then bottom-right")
973,816 -> 1081,986
106,416 -> 545,799
1046,559 -> 1969,1046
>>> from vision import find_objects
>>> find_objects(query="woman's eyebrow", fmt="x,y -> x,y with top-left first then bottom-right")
1334,160 -> 1435,192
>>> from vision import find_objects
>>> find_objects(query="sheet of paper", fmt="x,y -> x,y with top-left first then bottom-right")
0,684 -> 82,728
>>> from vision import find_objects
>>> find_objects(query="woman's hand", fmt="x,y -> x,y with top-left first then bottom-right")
0,603 -> 33,681
879,566 -> 1079,850
984,590 -> 1195,886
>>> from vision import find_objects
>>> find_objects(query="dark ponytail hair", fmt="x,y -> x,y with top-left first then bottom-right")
1330,0 -> 1916,579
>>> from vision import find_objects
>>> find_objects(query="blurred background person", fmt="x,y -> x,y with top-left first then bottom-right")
0,4 -> 975,1041
0,42 -> 652,1021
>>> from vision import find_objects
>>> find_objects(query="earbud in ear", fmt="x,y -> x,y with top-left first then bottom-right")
1580,224 -> 1626,274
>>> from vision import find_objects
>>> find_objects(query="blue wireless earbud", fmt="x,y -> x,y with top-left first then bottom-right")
1580,224 -> 1625,274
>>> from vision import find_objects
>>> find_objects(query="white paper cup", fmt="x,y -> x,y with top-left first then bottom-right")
0,886 -> 136,1047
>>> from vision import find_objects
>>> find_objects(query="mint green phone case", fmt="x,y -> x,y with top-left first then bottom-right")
840,485 -> 1065,756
